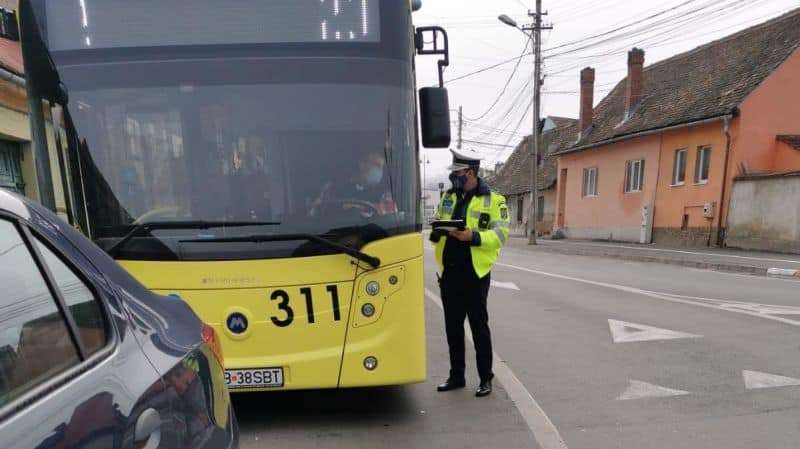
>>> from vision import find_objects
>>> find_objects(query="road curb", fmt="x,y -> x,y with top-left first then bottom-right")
513,244 -> 771,276
767,268 -> 800,279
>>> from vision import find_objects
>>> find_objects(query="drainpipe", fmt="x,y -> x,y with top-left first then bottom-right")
20,49 -> 58,212
715,115 -> 732,247
50,102 -> 74,226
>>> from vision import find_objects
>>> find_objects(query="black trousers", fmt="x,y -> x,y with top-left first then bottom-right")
439,267 -> 493,382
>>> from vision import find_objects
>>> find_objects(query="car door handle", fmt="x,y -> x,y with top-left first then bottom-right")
135,408 -> 162,449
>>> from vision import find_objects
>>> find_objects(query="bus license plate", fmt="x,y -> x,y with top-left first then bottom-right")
225,368 -> 284,389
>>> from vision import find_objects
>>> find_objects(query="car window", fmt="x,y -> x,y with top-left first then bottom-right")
0,219 -> 80,407
34,239 -> 108,356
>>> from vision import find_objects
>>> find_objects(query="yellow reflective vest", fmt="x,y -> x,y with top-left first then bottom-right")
433,184 -> 510,278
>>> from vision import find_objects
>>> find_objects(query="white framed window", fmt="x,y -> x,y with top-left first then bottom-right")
672,149 -> 687,185
695,146 -> 711,184
624,159 -> 645,193
582,167 -> 598,197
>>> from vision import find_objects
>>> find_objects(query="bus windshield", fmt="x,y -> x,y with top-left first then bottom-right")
67,76 -> 418,261
38,0 -> 420,261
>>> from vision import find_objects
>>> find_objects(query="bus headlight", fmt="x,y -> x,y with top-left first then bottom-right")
363,356 -> 378,371
362,303 -> 376,317
366,281 -> 380,296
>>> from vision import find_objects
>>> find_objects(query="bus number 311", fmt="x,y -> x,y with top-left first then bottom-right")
270,285 -> 341,327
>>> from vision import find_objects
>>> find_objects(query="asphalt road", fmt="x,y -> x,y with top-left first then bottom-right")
235,244 -> 800,449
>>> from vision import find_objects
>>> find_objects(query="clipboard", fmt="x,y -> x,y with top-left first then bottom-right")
431,220 -> 466,231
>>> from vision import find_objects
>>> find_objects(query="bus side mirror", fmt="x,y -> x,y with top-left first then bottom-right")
415,26 -> 451,148
419,87 -> 451,148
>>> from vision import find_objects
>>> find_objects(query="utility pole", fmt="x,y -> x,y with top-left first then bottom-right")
523,1 -> 551,245
457,105 -> 463,149
499,5 -> 551,244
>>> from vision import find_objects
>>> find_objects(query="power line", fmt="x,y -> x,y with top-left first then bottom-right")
541,0 -> 754,75
444,54 -> 529,84
461,139 -> 517,148
544,0 -> 701,53
462,120 -> 528,136
543,0 -> 733,59
464,40 -> 531,121
486,96 -> 534,165
463,66 -> 535,143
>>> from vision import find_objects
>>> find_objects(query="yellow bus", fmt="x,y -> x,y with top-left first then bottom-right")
19,0 -> 451,390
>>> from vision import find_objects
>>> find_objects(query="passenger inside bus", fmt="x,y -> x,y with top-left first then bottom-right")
226,144 -> 272,221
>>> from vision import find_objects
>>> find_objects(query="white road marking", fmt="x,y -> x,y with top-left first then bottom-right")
616,380 -> 690,400
608,319 -> 702,343
743,370 -> 800,390
544,241 -> 800,265
494,262 -> 800,327
633,291 -> 800,317
683,268 -> 800,283
491,280 -> 521,291
767,268 -> 800,278
719,303 -> 800,315
425,288 -> 569,449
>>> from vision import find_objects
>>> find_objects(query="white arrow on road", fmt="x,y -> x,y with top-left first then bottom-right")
491,280 -> 520,291
616,380 -> 690,401
743,370 -> 800,390
608,319 -> 703,343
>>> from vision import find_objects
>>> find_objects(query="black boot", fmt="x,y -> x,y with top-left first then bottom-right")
437,377 -> 466,392
475,378 -> 492,397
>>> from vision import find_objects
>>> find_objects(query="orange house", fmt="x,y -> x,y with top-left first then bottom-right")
554,9 -> 800,247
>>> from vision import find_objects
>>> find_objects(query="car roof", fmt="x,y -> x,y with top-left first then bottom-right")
0,189 -> 31,220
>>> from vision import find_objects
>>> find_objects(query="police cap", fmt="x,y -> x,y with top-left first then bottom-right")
446,148 -> 482,172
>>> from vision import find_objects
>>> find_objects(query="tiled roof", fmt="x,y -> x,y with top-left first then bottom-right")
777,135 -> 800,150
560,8 -> 800,154
493,117 -> 578,196
549,116 -> 577,129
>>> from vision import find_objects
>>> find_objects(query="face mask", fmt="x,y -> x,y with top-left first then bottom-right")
449,172 -> 469,190
365,167 -> 383,186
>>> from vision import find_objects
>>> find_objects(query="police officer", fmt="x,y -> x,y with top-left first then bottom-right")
431,149 -> 510,397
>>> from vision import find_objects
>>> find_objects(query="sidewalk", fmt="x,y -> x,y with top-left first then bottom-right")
506,236 -> 800,279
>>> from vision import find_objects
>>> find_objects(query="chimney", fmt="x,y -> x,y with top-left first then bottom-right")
579,67 -> 595,135
625,48 -> 645,116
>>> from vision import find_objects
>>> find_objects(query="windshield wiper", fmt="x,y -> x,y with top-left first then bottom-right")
107,220 -> 280,258
179,233 -> 381,269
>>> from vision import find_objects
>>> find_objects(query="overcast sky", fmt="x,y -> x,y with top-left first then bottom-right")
413,0 -> 799,186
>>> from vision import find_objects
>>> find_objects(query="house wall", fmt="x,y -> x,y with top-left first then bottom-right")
507,192 -> 529,236
734,48 -> 800,174
556,134 -> 660,242
726,175 -> 800,254
724,48 -> 800,230
0,78 -> 69,221
539,189 -> 556,236
652,121 -> 727,246
507,189 -> 556,237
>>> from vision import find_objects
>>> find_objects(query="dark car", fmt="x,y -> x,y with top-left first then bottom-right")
0,189 -> 238,449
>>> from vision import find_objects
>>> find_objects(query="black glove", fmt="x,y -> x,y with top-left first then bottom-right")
429,229 -> 446,243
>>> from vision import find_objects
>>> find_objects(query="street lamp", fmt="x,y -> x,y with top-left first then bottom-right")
498,14 -> 518,28
499,11 -> 540,245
